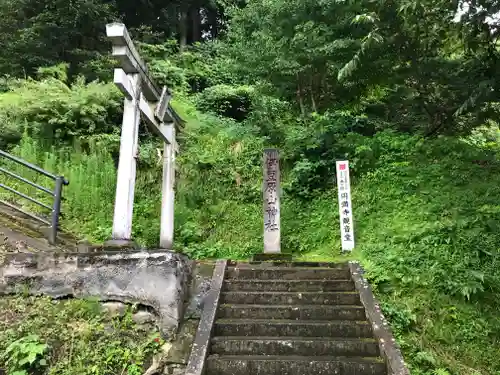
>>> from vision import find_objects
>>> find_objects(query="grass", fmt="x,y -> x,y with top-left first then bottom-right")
0,135 -> 117,243
350,138 -> 500,375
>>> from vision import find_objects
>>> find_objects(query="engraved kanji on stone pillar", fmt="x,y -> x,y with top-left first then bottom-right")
263,149 -> 281,253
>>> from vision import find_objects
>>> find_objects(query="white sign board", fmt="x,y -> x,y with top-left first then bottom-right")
336,160 -> 355,252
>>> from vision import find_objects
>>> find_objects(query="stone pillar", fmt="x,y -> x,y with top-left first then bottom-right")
263,149 -> 281,253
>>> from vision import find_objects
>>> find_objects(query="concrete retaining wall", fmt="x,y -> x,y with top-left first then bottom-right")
0,250 -> 193,337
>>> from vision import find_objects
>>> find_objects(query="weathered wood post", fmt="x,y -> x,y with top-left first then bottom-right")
263,149 -> 281,253
106,23 -> 181,248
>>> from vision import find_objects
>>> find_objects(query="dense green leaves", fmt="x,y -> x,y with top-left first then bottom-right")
224,0 -> 369,113
196,84 -> 255,121
223,0 -> 500,135
0,75 -> 122,148
0,0 -> 496,136
0,0 -> 117,78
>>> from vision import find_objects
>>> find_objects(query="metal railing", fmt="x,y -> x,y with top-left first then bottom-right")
0,149 -> 69,245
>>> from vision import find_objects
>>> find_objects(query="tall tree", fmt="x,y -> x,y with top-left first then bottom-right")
0,0 -> 117,78
338,0 -> 500,135
225,0 -> 370,113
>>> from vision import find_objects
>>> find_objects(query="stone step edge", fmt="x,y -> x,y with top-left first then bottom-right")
224,279 -> 353,283
228,261 -> 349,268
219,304 -> 365,309
226,266 -> 349,271
215,318 -> 371,325
221,291 -> 359,295
207,355 -> 385,363
211,336 -> 377,343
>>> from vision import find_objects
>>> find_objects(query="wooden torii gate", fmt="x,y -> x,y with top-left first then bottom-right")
105,23 -> 183,249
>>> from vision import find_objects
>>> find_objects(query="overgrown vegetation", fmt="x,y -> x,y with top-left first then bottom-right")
0,296 -> 163,374
0,0 -> 499,374
355,134 -> 500,375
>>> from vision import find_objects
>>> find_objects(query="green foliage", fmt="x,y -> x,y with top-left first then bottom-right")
357,135 -> 500,300
463,121 -> 500,153
0,296 -> 164,375
36,63 -> 70,83
0,0 -> 117,79
139,41 -> 241,94
352,135 -> 500,374
224,0 -> 368,113
0,75 -> 122,148
224,0 -> 499,134
3,334 -> 48,375
196,84 -> 255,121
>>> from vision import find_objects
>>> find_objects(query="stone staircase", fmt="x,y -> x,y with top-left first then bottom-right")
203,261 -> 388,375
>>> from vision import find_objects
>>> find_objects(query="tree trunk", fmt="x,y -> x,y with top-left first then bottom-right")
190,6 -> 201,43
297,73 -> 306,116
310,73 -> 317,113
179,7 -> 188,52
209,7 -> 219,39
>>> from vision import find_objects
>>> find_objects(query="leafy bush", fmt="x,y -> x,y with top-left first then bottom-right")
196,84 -> 255,121
139,41 -> 238,94
463,121 -> 500,153
148,58 -> 191,91
3,334 -> 48,375
0,76 -> 122,148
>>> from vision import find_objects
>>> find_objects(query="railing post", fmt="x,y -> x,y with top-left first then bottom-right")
49,176 -> 64,245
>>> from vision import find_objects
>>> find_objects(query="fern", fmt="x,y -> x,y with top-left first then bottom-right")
338,30 -> 383,82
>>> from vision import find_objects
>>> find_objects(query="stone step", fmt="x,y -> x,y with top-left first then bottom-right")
225,267 -> 351,280
223,279 -> 355,292
220,291 -> 361,305
250,254 -> 293,262
228,260 -> 350,269
217,304 -> 366,320
214,319 -> 374,338
210,337 -> 380,357
206,355 -> 387,375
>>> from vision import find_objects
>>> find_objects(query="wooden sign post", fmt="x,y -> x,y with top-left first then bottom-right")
263,149 -> 281,253
336,160 -> 355,252
106,23 -> 182,249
